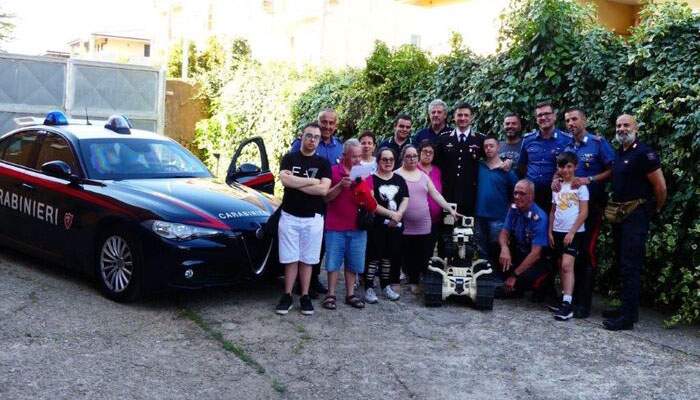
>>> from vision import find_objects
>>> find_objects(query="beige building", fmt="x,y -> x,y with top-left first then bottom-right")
67,32 -> 152,65
153,0 -> 699,69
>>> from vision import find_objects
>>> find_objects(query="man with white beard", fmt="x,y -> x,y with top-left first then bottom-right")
602,114 -> 666,331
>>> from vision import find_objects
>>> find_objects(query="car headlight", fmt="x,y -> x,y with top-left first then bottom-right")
147,220 -> 223,241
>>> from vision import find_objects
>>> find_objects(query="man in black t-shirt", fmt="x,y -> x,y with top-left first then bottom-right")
275,122 -> 332,316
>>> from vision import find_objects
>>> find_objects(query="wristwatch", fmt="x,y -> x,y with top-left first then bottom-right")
511,270 -> 520,278
588,175 -> 595,184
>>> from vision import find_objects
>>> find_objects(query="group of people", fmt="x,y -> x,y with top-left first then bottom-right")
274,100 -> 667,332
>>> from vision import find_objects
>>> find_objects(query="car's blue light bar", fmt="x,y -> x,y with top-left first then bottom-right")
44,111 -> 69,126
104,115 -> 132,134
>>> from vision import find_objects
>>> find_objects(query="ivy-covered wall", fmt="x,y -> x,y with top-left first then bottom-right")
191,0 -> 699,325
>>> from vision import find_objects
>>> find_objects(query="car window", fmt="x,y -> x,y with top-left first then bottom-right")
0,131 -> 41,168
36,134 -> 79,174
81,138 -> 211,180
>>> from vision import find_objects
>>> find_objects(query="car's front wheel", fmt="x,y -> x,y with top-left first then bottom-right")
96,227 -> 143,302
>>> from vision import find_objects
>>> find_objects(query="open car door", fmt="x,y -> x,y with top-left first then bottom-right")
226,136 -> 275,194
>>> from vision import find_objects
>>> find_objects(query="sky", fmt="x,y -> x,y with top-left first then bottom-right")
3,0 -> 155,55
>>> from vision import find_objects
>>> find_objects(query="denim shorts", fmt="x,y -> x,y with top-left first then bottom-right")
324,230 -> 367,273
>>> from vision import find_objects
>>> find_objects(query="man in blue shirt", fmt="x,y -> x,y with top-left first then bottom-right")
497,179 -> 550,296
413,99 -> 452,144
290,109 -> 343,166
475,135 -> 518,263
559,107 -> 615,318
518,101 -> 572,214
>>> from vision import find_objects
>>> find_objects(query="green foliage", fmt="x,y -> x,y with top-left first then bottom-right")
288,0 -> 699,325
595,0 -> 700,327
194,62 -> 317,190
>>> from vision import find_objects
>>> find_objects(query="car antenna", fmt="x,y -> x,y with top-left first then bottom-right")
84,107 -> 91,125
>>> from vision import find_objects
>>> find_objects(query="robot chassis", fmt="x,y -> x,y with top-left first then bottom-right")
422,209 -> 496,310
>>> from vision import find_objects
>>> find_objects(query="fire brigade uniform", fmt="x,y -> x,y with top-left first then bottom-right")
609,140 -> 661,326
564,132 -> 615,317
435,127 -> 485,216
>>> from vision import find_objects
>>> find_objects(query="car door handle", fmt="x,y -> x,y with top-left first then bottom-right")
18,183 -> 35,191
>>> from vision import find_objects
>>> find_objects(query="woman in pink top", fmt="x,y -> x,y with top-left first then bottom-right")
396,145 -> 456,293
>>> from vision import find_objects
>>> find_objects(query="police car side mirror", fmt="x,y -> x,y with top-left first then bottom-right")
41,160 -> 77,182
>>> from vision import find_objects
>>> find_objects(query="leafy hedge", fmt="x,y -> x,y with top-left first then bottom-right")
290,0 -> 700,325
191,0 -> 698,325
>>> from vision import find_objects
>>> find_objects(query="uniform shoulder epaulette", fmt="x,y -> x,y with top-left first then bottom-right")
559,130 -> 573,138
475,131 -> 486,138
523,131 -> 537,139
591,134 -> 602,142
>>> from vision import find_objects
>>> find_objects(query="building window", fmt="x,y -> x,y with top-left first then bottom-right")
144,44 -> 151,57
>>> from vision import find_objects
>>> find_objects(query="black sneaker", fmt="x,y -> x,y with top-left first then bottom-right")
299,295 -> 314,315
603,316 -> 634,331
547,300 -> 561,312
554,302 -> 573,321
602,308 -> 638,323
275,293 -> 293,315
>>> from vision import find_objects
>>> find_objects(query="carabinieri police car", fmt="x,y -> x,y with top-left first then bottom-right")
0,111 -> 278,301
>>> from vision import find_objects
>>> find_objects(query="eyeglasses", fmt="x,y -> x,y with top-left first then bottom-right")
380,157 -> 394,162
303,133 -> 321,141
513,190 -> 527,197
404,154 -> 419,160
536,112 -> 554,119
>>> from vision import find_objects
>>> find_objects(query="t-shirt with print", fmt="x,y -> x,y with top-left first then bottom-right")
280,151 -> 331,218
552,182 -> 589,233
370,173 -> 409,225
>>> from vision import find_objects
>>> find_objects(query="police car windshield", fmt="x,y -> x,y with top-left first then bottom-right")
80,139 -> 212,180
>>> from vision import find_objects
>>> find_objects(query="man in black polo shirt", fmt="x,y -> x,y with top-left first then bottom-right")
379,114 -> 413,168
435,102 -> 485,216
275,122 -> 332,316
413,99 -> 452,144
603,114 -> 666,331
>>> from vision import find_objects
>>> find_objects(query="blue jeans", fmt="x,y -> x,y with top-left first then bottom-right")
324,230 -> 367,273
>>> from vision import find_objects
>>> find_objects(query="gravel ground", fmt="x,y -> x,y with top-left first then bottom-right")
1,247 -> 698,400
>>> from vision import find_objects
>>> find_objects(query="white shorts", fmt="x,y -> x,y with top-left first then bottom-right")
278,211 -> 324,265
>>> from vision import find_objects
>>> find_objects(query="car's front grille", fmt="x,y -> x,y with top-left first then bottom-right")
238,232 -> 274,275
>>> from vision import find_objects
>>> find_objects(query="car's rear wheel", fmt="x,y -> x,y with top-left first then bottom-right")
96,227 -> 143,302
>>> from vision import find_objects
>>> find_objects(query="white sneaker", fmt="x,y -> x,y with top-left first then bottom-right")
383,286 -> 400,301
364,288 -> 378,304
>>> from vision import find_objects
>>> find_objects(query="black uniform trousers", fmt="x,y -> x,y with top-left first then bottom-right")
612,206 -> 650,322
572,187 -> 606,315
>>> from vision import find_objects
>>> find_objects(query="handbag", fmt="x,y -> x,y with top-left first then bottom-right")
604,199 -> 646,223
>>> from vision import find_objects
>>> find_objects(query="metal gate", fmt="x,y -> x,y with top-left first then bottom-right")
0,53 -> 165,134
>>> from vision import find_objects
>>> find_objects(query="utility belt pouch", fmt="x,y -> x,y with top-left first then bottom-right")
604,199 -> 646,223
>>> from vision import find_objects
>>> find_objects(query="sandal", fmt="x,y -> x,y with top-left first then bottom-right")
322,295 -> 337,310
345,294 -> 365,309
